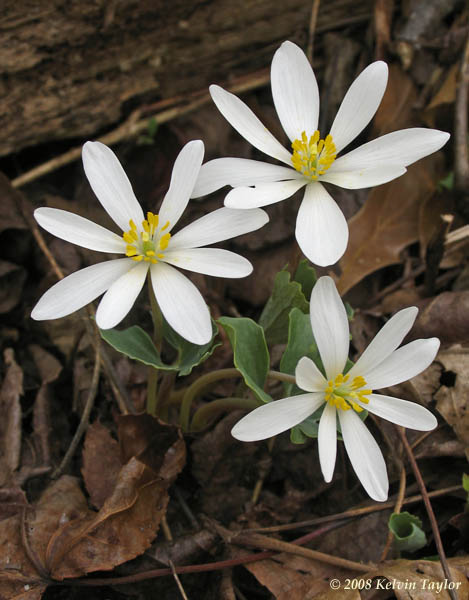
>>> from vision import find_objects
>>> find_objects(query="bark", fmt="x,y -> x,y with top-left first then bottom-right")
0,0 -> 373,157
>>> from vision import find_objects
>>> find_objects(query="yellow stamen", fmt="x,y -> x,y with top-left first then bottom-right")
291,130 -> 336,181
324,373 -> 372,413
122,216 -> 171,263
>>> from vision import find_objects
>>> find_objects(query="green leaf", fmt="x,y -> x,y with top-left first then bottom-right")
290,427 -> 307,444
162,320 -> 220,376
280,307 -> 323,396
389,512 -> 427,553
463,473 -> 469,493
100,322 -> 218,376
259,270 -> 308,345
218,316 -> 271,404
293,260 -> 317,299
438,171 -> 454,191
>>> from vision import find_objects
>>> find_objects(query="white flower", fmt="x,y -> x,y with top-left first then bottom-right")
31,140 -> 268,345
231,276 -> 440,501
192,41 -> 450,267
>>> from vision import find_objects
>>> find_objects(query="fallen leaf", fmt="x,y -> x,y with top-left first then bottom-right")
435,347 -> 469,459
408,292 -> 469,345
81,421 -> 121,509
48,417 -> 185,579
0,260 -> 27,313
0,173 -> 28,233
338,155 -> 442,295
371,64 -> 418,136
0,349 -> 23,486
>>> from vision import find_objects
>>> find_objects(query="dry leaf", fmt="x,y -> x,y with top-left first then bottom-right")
0,260 -> 27,314
0,173 -> 28,233
371,64 -> 417,136
0,349 -> 23,486
338,156 -> 441,295
82,421 -> 121,509
408,292 -> 469,345
435,347 -> 469,459
312,558 -> 469,599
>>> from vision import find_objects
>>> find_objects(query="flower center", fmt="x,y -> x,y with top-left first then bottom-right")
291,130 -> 336,180
325,373 -> 372,413
122,212 -> 171,264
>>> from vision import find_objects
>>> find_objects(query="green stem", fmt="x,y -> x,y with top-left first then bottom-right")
191,396 -> 260,431
179,368 -> 296,432
146,272 -> 163,416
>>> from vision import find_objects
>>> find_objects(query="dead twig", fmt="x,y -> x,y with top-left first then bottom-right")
379,465 -> 406,562
51,338 -> 101,479
306,0 -> 321,64
454,32 -> 469,196
397,426 -> 457,600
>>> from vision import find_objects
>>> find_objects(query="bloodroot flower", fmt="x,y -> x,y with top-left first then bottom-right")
31,140 -> 268,345
192,41 -> 450,267
231,276 -> 439,501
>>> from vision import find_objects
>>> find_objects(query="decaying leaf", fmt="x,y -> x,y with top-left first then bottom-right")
435,347 -> 469,459
0,260 -> 27,314
0,349 -> 23,487
337,155 -> 442,295
371,64 -> 417,136
81,421 -> 121,509
0,416 -> 185,596
312,557 -> 469,599
409,292 -> 469,345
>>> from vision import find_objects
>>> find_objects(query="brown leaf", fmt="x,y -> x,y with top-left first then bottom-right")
0,476 -> 84,600
0,260 -> 27,314
312,558 -> 469,599
337,156 -> 442,295
82,421 -> 121,509
409,292 -> 469,345
48,417 -> 185,579
0,349 -> 23,486
371,64 -> 418,136
28,345 -> 62,385
0,173 -> 28,233
435,347 -> 469,459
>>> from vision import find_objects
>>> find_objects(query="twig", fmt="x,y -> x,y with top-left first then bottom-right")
306,0 -> 321,64
169,560 -> 189,600
51,338 -> 101,479
244,484 -> 462,534
173,485 -> 200,530
454,32 -> 469,195
397,426 -> 457,600
231,531 -> 374,573
380,464 -> 406,562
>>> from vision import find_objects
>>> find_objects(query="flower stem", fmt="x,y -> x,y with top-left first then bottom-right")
179,368 -> 296,432
191,396 -> 260,431
146,272 -> 163,416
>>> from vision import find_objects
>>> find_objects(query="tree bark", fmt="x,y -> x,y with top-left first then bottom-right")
0,0 -> 373,157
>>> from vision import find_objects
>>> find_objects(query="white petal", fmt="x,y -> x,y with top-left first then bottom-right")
150,262 -> 211,345
295,183 -> 349,267
339,409 -> 388,501
231,393 -> 324,441
95,261 -> 148,329
31,258 -> 134,320
271,41 -> 320,142
318,403 -> 337,482
82,141 -> 144,232
163,248 -> 252,278
191,158 -> 298,198
295,356 -> 327,391
210,85 -> 293,165
348,307 -> 418,380
319,165 -> 407,189
34,208 -> 126,253
329,61 -> 388,154
158,140 -> 204,231
330,128 -> 450,172
224,180 -> 305,209
310,276 -> 350,380
360,394 -> 437,431
169,207 -> 269,250
364,338 -> 440,390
